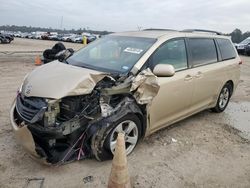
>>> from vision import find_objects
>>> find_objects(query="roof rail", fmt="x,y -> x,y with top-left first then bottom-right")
143,28 -> 177,31
181,29 -> 222,35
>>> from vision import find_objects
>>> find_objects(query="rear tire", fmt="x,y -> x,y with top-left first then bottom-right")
212,83 -> 232,113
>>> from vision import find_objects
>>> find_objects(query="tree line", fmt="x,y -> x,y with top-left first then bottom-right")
0,25 -> 112,35
229,29 -> 250,43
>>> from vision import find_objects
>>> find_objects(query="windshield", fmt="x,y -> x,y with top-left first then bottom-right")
240,38 -> 250,45
67,35 -> 156,73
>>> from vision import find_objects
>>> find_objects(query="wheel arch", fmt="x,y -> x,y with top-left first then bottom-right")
89,97 -> 146,161
134,112 -> 147,139
225,80 -> 234,96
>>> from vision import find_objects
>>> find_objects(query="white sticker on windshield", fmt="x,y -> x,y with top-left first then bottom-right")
122,66 -> 129,70
124,47 -> 143,54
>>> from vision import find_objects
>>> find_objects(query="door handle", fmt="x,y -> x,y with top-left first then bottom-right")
184,74 -> 193,81
195,71 -> 202,78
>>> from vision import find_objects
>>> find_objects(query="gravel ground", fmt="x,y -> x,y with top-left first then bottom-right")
0,38 -> 250,188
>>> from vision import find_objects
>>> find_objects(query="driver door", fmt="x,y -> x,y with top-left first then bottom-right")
148,38 -> 195,133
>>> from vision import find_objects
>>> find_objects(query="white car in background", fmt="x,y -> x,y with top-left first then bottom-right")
235,37 -> 250,54
71,35 -> 83,43
62,34 -> 74,42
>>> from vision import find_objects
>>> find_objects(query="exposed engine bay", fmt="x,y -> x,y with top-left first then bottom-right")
12,69 -> 159,165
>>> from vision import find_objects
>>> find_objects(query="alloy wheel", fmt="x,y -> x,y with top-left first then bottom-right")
219,87 -> 229,109
109,120 -> 138,155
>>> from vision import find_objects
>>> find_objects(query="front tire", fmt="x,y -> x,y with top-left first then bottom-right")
212,83 -> 232,113
91,114 -> 141,161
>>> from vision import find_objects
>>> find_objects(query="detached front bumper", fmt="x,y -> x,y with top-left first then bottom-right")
10,100 -> 39,157
10,101 -> 49,163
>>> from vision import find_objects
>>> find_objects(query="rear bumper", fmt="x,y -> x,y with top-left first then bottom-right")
237,49 -> 245,54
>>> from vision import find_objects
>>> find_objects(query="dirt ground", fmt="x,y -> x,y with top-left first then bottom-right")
0,38 -> 250,188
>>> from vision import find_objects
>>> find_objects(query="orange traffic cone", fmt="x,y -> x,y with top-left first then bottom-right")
108,133 -> 131,188
35,56 -> 42,66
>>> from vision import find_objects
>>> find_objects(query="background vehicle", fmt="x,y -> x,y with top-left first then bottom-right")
0,30 -> 99,44
0,34 -> 9,43
34,33 -> 42,39
71,35 -> 83,43
48,34 -> 58,40
86,35 -> 96,43
20,32 -> 29,38
0,33 -> 14,43
235,37 -> 250,54
62,34 -> 74,42
13,32 -> 21,37
245,45 -> 250,55
56,34 -> 64,41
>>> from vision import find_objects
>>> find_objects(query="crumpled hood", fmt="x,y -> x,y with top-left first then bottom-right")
21,61 -> 108,99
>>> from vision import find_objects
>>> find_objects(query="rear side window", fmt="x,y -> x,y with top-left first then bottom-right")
189,38 -> 217,66
216,39 -> 236,60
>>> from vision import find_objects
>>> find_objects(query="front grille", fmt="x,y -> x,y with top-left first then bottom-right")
15,94 -> 47,123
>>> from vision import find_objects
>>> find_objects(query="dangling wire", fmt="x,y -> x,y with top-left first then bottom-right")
60,131 -> 86,163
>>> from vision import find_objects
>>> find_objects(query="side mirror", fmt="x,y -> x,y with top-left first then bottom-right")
153,64 -> 175,77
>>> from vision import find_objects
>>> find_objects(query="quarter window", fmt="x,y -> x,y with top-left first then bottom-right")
189,38 -> 217,66
217,39 -> 236,60
150,39 -> 188,71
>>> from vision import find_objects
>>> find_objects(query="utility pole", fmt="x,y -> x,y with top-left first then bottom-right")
137,26 -> 142,31
60,16 -> 63,29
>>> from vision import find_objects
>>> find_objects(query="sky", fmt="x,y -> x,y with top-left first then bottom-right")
0,0 -> 250,33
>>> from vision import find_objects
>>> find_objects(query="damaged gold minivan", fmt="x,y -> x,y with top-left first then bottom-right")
10,29 -> 241,164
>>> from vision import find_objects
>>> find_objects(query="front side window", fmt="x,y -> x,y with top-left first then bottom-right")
149,39 -> 188,71
67,36 -> 156,73
189,38 -> 217,66
217,38 -> 236,60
